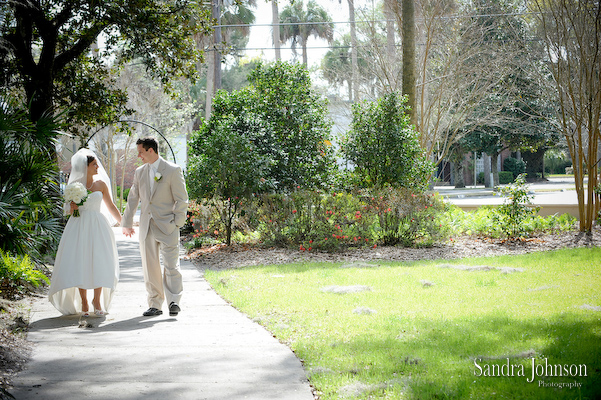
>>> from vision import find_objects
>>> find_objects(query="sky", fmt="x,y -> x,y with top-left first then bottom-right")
242,0 -> 373,68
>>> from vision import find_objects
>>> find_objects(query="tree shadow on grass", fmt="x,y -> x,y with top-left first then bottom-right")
301,313 -> 601,399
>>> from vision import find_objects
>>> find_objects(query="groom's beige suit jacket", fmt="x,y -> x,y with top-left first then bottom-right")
123,158 -> 188,241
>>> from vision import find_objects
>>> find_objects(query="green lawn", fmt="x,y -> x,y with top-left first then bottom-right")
205,247 -> 601,399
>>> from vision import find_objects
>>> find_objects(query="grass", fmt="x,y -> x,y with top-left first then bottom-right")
205,247 -> 601,399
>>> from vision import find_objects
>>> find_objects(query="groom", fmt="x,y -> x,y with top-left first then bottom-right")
122,137 -> 188,317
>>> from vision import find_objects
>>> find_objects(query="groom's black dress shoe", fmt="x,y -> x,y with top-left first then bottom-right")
143,308 -> 163,316
169,302 -> 181,316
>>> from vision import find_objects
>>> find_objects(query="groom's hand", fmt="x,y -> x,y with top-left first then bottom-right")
122,227 -> 135,237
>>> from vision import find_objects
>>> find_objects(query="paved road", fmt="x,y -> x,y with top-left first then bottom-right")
436,177 -> 582,216
11,229 -> 314,400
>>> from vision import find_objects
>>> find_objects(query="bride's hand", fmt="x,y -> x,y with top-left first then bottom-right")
122,227 -> 135,237
70,202 -> 79,213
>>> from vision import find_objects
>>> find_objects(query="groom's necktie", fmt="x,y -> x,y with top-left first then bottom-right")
149,164 -> 156,193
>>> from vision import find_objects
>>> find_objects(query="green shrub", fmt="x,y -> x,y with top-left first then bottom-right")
257,190 -> 361,251
442,203 -> 575,239
0,105 -> 63,263
440,205 -> 503,238
0,250 -> 49,300
503,157 -> 526,179
257,188 -> 448,250
498,171 -> 513,184
341,92 -> 434,190
364,187 -> 448,247
115,186 -> 130,202
493,174 -> 540,238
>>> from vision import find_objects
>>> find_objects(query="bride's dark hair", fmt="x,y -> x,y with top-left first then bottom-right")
87,155 -> 95,165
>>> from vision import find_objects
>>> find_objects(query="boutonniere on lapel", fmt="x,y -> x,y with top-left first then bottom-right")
154,172 -> 162,182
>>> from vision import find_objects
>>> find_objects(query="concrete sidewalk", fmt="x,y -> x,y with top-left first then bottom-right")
11,229 -> 314,400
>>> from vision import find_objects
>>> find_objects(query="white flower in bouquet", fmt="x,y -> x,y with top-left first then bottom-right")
64,182 -> 89,217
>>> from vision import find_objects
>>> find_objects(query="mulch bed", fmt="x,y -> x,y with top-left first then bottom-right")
186,227 -> 600,271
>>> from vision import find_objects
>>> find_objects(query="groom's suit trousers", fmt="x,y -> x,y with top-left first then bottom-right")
140,219 -> 183,309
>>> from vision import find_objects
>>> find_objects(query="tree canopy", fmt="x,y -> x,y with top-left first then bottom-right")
0,0 -> 212,141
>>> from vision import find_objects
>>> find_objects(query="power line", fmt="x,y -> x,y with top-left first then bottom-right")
214,11 -> 543,29
211,37 -> 544,54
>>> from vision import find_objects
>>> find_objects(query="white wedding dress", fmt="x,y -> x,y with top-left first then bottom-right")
48,191 -> 119,315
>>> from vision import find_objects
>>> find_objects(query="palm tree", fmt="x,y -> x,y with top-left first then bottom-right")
222,0 -> 257,59
280,0 -> 334,65
206,0 -> 257,117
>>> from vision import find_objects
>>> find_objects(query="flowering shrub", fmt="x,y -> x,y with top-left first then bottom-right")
257,187 -> 448,251
363,187 -> 449,247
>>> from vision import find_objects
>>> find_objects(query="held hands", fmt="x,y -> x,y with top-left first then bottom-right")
122,227 -> 135,237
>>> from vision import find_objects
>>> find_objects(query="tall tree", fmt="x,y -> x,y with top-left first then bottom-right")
413,0 -> 516,168
456,0 -> 560,187
401,0 -> 416,125
348,0 -> 359,101
355,3 -> 401,96
532,0 -> 601,232
206,0 -> 223,118
322,34 -> 372,101
272,0 -> 282,60
0,0 -> 213,145
280,0 -> 334,65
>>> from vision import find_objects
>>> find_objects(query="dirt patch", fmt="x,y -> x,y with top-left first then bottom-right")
0,297 -> 34,397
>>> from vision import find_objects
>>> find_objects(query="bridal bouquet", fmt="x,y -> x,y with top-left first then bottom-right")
64,182 -> 89,217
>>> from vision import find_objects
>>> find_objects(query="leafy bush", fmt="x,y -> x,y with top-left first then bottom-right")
257,188 -> 448,250
186,62 -> 338,244
187,108 -> 272,245
0,105 -> 63,263
256,190 -> 358,251
364,187 -> 448,247
441,204 -> 575,239
493,174 -> 540,238
246,62 -> 337,191
0,250 -> 49,300
498,171 -> 513,184
341,92 -> 434,190
503,157 -> 526,179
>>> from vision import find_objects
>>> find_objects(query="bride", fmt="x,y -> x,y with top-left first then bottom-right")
48,149 -> 122,316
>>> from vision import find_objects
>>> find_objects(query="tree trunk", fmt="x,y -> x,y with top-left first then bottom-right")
205,51 -> 214,118
483,153 -> 492,188
384,0 -> 396,67
522,148 -> 544,181
272,0 -> 281,61
453,161 -> 465,188
348,0 -> 358,102
225,197 -> 235,246
401,0 -> 416,125
213,0 -> 222,92
491,152 -> 499,187
301,36 -> 308,65
206,0 -> 222,118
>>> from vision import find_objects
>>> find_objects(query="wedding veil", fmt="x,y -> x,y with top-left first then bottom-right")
68,149 -> 117,226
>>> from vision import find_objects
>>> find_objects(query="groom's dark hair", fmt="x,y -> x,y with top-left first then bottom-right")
137,137 -> 159,154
